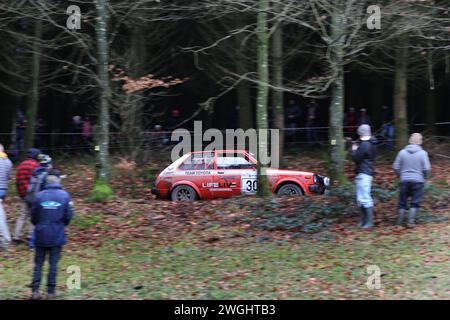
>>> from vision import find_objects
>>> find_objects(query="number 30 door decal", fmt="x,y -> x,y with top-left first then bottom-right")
241,176 -> 257,194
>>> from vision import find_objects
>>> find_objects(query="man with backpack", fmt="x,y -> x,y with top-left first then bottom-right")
393,133 -> 431,228
25,154 -> 53,247
0,144 -> 13,250
30,170 -> 74,299
12,148 -> 42,244
26,154 -> 53,204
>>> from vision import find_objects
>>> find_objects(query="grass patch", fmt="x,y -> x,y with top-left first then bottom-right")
1,227 -> 448,300
72,211 -> 104,229
88,179 -> 113,203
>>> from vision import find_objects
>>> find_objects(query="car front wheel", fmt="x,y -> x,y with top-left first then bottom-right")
171,185 -> 198,201
277,183 -> 303,196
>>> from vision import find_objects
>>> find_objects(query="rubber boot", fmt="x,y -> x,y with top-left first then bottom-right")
46,293 -> 56,300
362,207 -> 374,229
31,291 -> 41,300
396,209 -> 405,226
407,207 -> 417,228
359,207 -> 366,227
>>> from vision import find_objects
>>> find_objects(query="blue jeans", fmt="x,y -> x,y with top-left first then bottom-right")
0,192 -> 11,247
16,128 -> 25,154
32,246 -> 62,294
356,173 -> 373,208
398,182 -> 424,209
381,124 -> 395,149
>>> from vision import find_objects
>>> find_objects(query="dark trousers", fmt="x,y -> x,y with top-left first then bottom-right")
398,182 -> 424,209
31,246 -> 62,294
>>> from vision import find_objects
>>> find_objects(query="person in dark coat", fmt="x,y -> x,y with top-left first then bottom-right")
349,124 -> 377,229
30,170 -> 74,300
284,100 -> 302,142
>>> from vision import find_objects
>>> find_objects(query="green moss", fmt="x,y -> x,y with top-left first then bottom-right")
88,179 -> 113,203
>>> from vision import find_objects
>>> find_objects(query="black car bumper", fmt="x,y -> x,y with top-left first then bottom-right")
309,175 -> 331,194
151,188 -> 160,196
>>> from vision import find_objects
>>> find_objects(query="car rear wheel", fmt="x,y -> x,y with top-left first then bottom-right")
277,183 -> 303,196
171,185 -> 198,201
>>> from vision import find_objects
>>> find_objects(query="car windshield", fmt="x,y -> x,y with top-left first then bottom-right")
216,153 -> 255,170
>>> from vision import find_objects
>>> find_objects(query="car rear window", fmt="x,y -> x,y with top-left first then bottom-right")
179,153 -> 214,170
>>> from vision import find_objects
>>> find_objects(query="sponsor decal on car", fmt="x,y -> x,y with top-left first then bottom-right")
185,171 -> 212,175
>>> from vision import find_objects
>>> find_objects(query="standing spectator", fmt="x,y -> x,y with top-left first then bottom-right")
284,100 -> 302,143
344,107 -> 357,137
82,116 -> 93,146
30,170 -> 74,299
393,133 -> 431,228
26,154 -> 53,204
16,110 -> 27,155
380,105 -> 395,149
34,118 -> 46,148
0,144 -> 13,250
165,108 -> 182,144
357,108 -> 371,126
12,148 -> 41,244
349,125 -> 377,229
166,107 -> 181,129
70,115 -> 83,147
228,105 -> 240,129
306,99 -> 319,143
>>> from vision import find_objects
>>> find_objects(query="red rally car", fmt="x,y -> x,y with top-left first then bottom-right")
151,150 -> 330,201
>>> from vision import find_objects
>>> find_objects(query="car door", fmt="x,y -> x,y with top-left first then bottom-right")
177,152 -> 215,199
212,151 -> 257,198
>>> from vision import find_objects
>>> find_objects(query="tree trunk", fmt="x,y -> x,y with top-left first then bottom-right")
329,10 -> 347,185
235,34 -> 253,130
426,53 -> 436,135
95,0 -> 111,181
426,88 -> 436,135
370,74 -> 383,129
394,38 -> 409,150
24,19 -> 42,153
256,0 -> 271,197
236,71 -> 252,129
128,25 -> 147,161
271,3 -> 284,163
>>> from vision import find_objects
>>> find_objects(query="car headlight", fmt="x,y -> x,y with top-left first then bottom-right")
323,177 -> 330,187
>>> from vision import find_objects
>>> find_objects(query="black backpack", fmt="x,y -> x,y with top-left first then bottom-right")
25,171 -> 48,204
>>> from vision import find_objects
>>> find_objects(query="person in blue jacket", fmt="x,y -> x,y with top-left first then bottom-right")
30,170 -> 74,300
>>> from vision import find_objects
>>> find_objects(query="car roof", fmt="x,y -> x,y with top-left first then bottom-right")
189,150 -> 249,154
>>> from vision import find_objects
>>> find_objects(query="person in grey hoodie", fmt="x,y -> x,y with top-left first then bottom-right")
393,133 -> 431,228
0,143 -> 13,249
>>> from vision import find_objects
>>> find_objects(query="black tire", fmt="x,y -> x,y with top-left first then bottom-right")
171,185 -> 198,201
277,183 -> 303,196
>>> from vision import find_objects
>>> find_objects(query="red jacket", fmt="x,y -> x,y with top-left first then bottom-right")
16,159 -> 40,198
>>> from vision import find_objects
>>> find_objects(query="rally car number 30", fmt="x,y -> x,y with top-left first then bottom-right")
151,150 -> 330,201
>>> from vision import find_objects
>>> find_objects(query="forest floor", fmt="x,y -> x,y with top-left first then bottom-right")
1,150 -> 449,299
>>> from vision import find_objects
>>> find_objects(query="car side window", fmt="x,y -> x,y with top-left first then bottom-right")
216,153 -> 254,170
179,153 -> 214,170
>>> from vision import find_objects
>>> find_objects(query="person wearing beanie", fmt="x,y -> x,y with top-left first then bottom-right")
24,154 -> 53,207
13,148 -> 42,243
349,124 -> 377,229
393,133 -> 431,228
0,144 -> 13,250
30,169 -> 74,299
